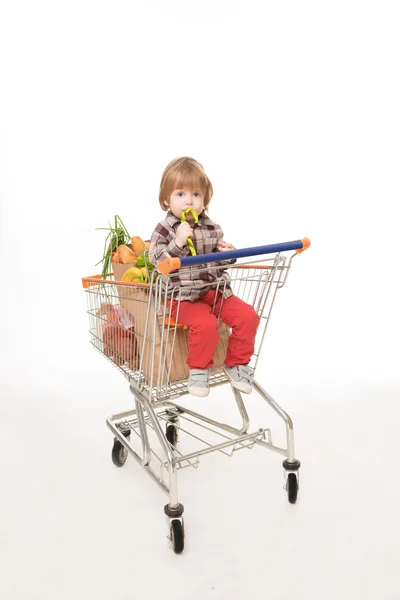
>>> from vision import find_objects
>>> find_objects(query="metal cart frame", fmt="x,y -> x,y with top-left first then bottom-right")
82,239 -> 310,553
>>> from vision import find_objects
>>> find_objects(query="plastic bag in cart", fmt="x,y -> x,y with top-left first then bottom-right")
97,303 -> 139,369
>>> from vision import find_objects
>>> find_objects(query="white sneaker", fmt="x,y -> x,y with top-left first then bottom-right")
224,365 -> 254,394
188,369 -> 210,397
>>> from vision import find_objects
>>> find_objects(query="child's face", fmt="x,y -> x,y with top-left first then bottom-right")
168,189 -> 205,219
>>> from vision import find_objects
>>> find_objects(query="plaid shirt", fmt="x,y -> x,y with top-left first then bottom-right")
149,211 -> 234,302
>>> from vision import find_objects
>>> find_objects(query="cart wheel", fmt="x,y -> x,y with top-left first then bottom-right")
166,424 -> 178,447
286,473 -> 299,503
112,439 -> 128,467
170,519 -> 184,554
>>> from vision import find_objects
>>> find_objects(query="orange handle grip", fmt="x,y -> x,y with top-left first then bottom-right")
295,238 -> 311,254
156,257 -> 182,275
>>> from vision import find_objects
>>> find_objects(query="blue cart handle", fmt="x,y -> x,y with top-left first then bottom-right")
156,237 -> 310,275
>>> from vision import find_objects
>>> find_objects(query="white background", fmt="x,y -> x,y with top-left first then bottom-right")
1,1 -> 399,598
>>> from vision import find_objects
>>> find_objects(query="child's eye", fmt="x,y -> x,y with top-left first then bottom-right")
193,193 -> 201,197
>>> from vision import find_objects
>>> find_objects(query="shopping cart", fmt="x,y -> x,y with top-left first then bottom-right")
82,238 -> 310,553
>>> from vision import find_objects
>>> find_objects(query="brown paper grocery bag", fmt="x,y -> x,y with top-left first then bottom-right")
111,262 -> 136,282
111,267 -> 230,386
136,320 -> 230,386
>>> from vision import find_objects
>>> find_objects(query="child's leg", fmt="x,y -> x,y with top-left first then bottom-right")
214,293 -> 260,367
170,296 -> 220,369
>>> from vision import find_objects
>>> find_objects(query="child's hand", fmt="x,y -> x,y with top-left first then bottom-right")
176,221 -> 194,248
217,241 -> 236,252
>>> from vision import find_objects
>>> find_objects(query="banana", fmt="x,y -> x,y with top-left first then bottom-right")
121,267 -> 144,283
140,267 -> 148,282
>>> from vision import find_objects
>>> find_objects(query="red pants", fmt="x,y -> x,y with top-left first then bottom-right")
171,290 -> 260,370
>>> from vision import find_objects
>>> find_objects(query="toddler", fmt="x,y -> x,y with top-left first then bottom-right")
149,157 -> 260,397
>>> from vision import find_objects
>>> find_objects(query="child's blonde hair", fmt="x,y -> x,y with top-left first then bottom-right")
159,157 -> 214,211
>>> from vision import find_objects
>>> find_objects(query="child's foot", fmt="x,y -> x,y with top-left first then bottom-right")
224,365 -> 254,394
188,369 -> 210,397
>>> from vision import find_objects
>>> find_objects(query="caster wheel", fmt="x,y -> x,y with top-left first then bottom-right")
170,519 -> 184,554
166,424 -> 178,447
286,472 -> 299,504
112,439 -> 128,467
